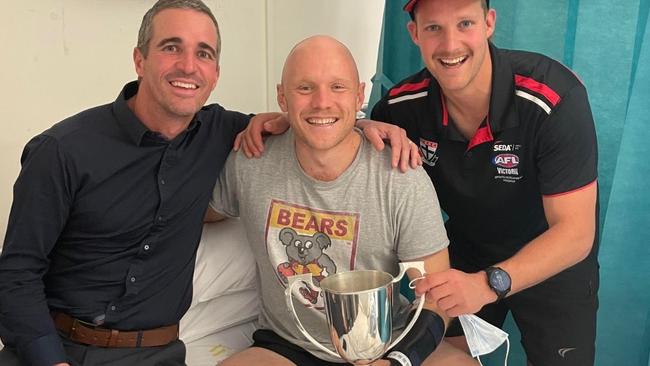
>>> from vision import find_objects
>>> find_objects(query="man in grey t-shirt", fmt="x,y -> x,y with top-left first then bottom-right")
209,36 -> 478,366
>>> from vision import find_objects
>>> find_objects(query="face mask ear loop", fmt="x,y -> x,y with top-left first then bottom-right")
475,337 -> 510,366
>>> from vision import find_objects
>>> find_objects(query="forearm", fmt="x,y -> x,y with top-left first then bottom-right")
409,249 -> 451,327
0,278 -> 67,365
386,232 -> 450,364
0,135 -> 73,365
498,183 -> 597,295
420,283 -> 450,330
387,295 -> 447,366
1,237 -> 65,364
18,333 -> 67,366
497,218 -> 594,295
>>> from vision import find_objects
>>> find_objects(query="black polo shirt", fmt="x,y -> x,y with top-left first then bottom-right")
371,43 -> 598,269
0,81 -> 249,365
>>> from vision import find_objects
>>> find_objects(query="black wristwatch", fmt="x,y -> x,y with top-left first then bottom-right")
484,266 -> 511,301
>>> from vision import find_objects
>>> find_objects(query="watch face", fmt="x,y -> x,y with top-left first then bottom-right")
489,269 -> 510,292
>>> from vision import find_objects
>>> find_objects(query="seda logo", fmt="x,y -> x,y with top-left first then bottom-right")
493,154 -> 519,168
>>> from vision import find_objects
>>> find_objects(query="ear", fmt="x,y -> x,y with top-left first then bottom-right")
407,21 -> 419,45
356,82 -> 366,112
279,227 -> 296,246
485,8 -> 497,38
133,47 -> 145,78
314,233 -> 331,249
277,84 -> 288,112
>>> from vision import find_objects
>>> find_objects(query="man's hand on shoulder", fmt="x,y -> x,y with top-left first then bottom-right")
233,112 -> 289,158
356,119 -> 422,172
204,207 -> 226,223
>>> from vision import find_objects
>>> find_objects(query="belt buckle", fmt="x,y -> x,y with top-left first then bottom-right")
72,317 -> 101,329
71,317 -> 118,347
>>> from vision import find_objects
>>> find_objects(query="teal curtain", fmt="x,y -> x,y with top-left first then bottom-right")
370,1 -> 650,365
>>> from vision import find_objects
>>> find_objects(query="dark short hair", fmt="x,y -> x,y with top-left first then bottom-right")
137,0 -> 221,63
408,0 -> 489,21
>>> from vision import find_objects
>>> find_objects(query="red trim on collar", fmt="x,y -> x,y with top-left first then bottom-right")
467,117 -> 494,150
440,93 -> 448,126
389,79 -> 430,97
440,93 -> 492,149
515,74 -> 561,106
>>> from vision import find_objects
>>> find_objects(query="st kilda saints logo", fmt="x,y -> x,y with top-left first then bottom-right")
419,138 -> 439,167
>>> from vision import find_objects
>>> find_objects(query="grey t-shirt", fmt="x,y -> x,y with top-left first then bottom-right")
210,128 -> 448,362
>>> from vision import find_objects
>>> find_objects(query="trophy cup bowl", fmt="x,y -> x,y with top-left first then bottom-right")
285,261 -> 425,365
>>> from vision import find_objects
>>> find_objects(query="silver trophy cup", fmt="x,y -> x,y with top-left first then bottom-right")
285,261 -> 425,365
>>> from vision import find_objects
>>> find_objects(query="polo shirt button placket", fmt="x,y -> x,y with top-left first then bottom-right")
462,148 -> 475,173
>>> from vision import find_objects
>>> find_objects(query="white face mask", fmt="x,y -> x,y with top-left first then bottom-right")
458,314 -> 510,366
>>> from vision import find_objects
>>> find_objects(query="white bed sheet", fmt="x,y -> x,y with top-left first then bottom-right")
181,218 -> 260,344
184,320 -> 258,366
191,218 -> 258,305
180,288 -> 259,343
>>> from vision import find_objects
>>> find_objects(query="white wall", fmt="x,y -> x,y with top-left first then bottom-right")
0,1 -> 383,240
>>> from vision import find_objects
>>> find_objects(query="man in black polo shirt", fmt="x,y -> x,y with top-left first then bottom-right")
0,1 -> 282,365
364,0 -> 599,365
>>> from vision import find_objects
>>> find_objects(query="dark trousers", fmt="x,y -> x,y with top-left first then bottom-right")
0,337 -> 186,366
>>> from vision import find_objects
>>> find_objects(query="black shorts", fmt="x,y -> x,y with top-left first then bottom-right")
446,258 -> 599,366
252,329 -> 349,365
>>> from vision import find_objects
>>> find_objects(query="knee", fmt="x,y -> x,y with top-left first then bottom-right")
422,341 -> 478,366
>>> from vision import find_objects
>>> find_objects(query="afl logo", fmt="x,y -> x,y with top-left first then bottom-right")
493,154 -> 519,168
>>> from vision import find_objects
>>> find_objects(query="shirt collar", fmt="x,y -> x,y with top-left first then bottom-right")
113,81 -> 148,146
112,81 -> 202,146
487,42 -> 519,133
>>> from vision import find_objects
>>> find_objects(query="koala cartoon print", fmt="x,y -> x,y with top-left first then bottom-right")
277,228 -> 337,304
266,199 -> 360,309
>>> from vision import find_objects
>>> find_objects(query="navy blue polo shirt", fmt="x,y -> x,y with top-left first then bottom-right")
371,43 -> 598,269
0,81 -> 249,365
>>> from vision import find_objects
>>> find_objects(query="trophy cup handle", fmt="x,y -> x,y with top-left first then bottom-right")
387,261 -> 427,349
285,274 -> 340,358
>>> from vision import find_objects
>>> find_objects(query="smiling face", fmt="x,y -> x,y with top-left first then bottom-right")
408,0 -> 495,94
277,36 -> 365,155
133,8 -> 220,122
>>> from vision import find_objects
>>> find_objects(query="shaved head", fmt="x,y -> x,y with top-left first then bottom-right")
281,35 -> 360,87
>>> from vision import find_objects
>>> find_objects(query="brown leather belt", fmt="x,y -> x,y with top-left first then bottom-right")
52,312 -> 178,348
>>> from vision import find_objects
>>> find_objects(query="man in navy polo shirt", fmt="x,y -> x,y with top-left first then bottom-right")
365,0 -> 599,365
